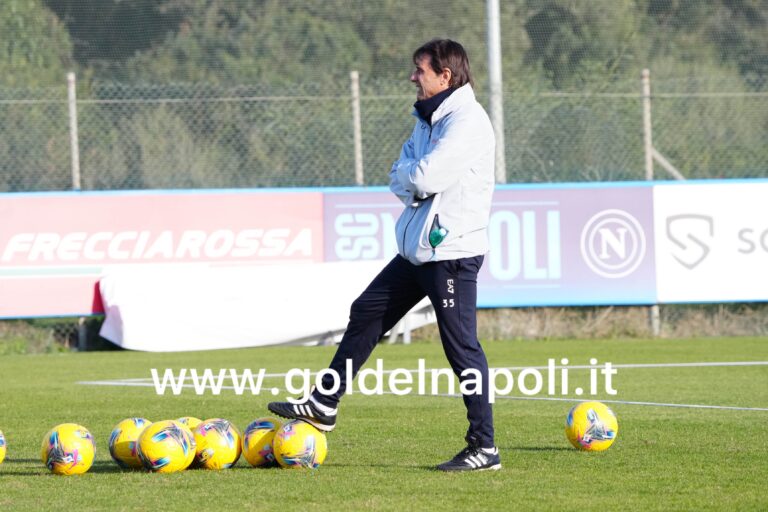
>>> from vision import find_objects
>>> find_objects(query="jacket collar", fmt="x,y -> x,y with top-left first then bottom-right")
412,84 -> 475,125
413,88 -> 455,125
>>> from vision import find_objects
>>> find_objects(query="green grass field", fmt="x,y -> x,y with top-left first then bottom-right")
1,337 -> 767,511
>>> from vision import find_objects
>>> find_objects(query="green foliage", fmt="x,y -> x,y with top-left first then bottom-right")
120,0 -> 372,86
517,99 -> 643,182
642,0 -> 768,87
43,0 -> 184,71
0,86 -> 70,192
0,1 -> 73,191
0,319 -> 74,354
0,0 -> 73,86
1,0 -> 768,189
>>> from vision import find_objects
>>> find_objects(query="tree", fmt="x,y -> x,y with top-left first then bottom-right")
120,0 -> 372,87
0,1 -> 75,191
643,0 -> 768,87
522,1 -> 642,90
0,0 -> 73,86
43,0 -> 184,73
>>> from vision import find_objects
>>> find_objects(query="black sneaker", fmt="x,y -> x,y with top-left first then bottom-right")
267,395 -> 337,432
436,440 -> 501,472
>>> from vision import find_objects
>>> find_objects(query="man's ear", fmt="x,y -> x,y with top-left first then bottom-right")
442,68 -> 453,86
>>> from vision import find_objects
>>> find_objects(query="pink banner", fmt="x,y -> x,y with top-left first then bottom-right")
0,191 -> 324,317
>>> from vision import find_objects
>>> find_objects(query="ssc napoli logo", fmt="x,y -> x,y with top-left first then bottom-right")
580,209 -> 647,279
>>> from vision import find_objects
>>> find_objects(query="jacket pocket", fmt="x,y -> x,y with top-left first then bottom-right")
417,194 -> 442,251
397,193 -> 442,264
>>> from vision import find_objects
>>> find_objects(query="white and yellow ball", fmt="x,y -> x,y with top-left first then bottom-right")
242,417 -> 281,467
193,418 -> 241,469
108,418 -> 152,469
272,420 -> 327,469
137,420 -> 196,473
41,423 -> 95,475
565,401 -> 619,451
0,430 -> 6,464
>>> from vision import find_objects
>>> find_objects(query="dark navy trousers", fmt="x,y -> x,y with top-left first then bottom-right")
312,254 -> 494,447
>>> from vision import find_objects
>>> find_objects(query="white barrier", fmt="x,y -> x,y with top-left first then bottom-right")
98,260 -> 432,352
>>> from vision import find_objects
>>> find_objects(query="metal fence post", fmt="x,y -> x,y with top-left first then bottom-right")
642,69 -> 653,182
67,72 -> 81,191
77,317 -> 88,351
642,68 -> 661,337
68,72 -> 88,350
486,0 -> 506,184
350,70 -> 364,186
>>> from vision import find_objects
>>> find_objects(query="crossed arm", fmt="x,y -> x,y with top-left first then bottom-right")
389,113 -> 482,204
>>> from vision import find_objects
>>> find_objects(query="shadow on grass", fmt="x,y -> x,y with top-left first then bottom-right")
329,463 -> 504,472
506,446 -> 571,452
328,462 -> 434,470
1,459 -> 127,475
88,461 -> 125,474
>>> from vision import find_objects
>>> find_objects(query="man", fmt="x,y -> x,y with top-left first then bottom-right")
269,39 -> 499,472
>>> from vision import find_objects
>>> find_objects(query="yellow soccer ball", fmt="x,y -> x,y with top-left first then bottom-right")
193,418 -> 241,469
108,418 -> 152,469
241,417 -> 282,467
272,420 -> 327,469
41,423 -> 96,475
137,420 -> 196,473
565,401 -> 619,451
0,430 -> 6,464
177,417 -> 202,430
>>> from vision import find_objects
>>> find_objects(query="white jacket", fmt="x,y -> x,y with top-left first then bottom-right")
390,84 -> 496,265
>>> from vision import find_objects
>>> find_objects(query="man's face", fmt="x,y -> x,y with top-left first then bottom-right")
410,54 -> 450,101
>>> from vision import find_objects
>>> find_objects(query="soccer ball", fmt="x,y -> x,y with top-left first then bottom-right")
0,430 -> 6,464
108,418 -> 152,469
177,416 -> 202,430
272,420 -> 327,469
137,420 -> 196,473
41,423 -> 96,475
192,418 -> 242,469
565,401 -> 619,451
241,417 -> 282,467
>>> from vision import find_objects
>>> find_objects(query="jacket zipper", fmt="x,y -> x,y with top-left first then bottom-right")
402,121 -> 431,252
402,207 -> 417,252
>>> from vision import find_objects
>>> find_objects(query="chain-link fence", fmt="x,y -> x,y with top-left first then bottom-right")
4,73 -> 768,351
2,0 -> 768,348
0,86 -> 71,191
0,317 -> 115,355
2,75 -> 767,193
